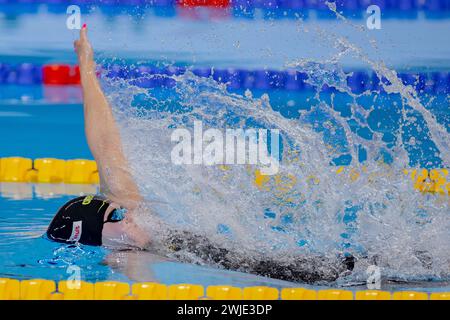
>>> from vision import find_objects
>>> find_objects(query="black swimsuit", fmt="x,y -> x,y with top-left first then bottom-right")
164,230 -> 354,284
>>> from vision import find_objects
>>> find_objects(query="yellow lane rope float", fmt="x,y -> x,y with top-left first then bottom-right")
0,157 -> 449,195
0,278 -> 449,300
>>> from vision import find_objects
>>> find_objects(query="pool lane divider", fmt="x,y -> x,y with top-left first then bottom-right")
0,157 -> 449,195
0,157 -> 99,185
1,63 -> 449,94
2,0 -> 450,12
0,278 -> 449,300
178,0 -> 230,7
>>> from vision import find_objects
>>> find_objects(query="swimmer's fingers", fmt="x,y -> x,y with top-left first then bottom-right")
73,39 -> 80,53
74,24 -> 87,51
75,23 -> 94,68
79,23 -> 88,43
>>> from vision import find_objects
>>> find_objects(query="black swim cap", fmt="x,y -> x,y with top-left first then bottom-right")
46,195 -> 120,246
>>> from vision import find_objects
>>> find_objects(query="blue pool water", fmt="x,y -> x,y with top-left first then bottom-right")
0,191 -> 312,289
1,191 -> 449,292
1,86 -> 448,167
1,3 -> 449,291
1,87 -> 449,290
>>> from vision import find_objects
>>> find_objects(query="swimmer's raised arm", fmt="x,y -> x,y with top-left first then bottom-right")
74,25 -> 142,210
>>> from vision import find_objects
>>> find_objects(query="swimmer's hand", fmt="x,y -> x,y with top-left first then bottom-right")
74,24 -> 95,74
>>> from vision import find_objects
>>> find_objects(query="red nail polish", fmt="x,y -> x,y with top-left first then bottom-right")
82,23 -> 87,29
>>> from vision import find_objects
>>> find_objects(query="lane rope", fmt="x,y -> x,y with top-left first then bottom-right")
1,63 -> 449,94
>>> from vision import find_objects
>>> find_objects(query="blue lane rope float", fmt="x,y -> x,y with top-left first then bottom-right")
0,0 -> 449,12
0,63 -> 449,94
0,63 -> 43,86
1,0 -> 450,21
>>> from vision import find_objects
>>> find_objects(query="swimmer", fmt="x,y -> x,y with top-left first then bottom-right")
46,25 -> 150,249
46,26 -> 354,284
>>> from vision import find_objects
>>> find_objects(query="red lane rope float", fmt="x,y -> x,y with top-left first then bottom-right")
177,0 -> 230,8
42,64 -> 80,85
69,65 -> 81,85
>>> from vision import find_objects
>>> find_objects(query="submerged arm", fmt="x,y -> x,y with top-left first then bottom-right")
75,26 -> 141,209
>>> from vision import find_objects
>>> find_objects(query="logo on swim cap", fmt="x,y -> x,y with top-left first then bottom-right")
68,221 -> 82,242
82,195 -> 94,205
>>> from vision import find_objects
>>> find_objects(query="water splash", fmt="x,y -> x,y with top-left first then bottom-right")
99,8 -> 449,285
